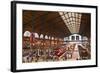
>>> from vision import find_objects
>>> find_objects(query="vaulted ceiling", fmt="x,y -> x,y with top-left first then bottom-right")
23,10 -> 90,38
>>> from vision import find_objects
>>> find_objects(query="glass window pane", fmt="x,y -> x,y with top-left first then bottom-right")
73,18 -> 75,21
79,14 -> 82,18
67,19 -> 70,22
61,16 -> 66,19
68,12 -> 71,17
72,12 -> 74,17
59,12 -> 63,15
64,20 -> 67,23
65,14 -> 68,19
76,13 -> 78,18
70,18 -> 73,21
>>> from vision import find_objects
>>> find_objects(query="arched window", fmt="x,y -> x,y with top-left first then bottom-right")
45,35 -> 48,39
24,31 -> 31,37
71,36 -> 75,40
76,36 -> 79,40
34,33 -> 39,38
52,37 -> 54,40
40,34 -> 43,39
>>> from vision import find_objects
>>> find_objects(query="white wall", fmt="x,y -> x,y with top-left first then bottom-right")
0,0 -> 100,73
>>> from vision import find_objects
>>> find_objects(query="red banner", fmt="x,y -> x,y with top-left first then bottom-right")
55,48 -> 66,57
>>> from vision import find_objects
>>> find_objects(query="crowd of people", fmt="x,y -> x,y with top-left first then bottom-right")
22,40 -> 91,63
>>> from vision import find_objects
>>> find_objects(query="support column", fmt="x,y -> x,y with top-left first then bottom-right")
74,35 -> 76,41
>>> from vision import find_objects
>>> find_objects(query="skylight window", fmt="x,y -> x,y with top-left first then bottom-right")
59,12 -> 82,34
